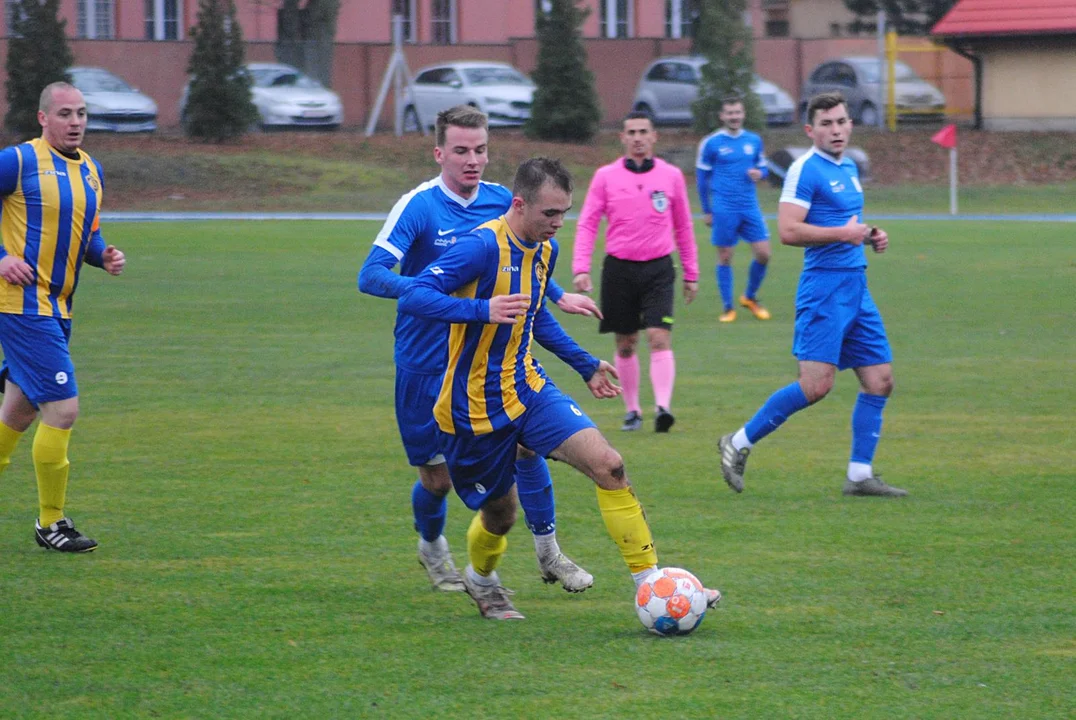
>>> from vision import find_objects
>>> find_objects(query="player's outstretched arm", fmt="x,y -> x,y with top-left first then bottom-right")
358,246 -> 410,299
532,305 -> 600,379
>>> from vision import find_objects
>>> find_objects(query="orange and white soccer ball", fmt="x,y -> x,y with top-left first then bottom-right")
635,567 -> 708,636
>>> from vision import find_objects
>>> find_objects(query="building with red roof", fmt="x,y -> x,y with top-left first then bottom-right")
932,0 -> 1076,130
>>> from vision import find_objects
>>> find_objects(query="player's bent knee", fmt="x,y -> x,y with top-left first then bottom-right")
516,445 -> 536,460
419,464 -> 452,497
593,448 -> 629,491
482,495 -> 517,535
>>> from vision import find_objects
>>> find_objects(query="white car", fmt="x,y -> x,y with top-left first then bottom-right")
404,61 -> 535,131
245,63 -> 343,129
632,56 -> 795,126
69,66 -> 157,133
180,63 -> 343,130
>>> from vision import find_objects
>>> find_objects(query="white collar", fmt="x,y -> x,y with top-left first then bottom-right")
717,128 -> 744,138
436,175 -> 479,208
811,147 -> 848,166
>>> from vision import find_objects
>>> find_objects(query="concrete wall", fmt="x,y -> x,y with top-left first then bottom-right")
979,38 -> 1076,131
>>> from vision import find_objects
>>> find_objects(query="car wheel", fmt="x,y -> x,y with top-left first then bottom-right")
859,102 -> 879,127
403,105 -> 421,133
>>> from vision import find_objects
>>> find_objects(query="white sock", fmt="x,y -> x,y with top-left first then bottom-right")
847,462 -> 873,482
533,531 -> 560,561
632,566 -> 659,588
419,535 -> 449,557
467,565 -> 498,587
732,427 -> 753,451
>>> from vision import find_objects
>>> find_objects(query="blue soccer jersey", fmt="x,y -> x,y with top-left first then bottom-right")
779,148 -> 868,272
359,176 -> 564,375
695,129 -> 768,212
398,216 -> 598,437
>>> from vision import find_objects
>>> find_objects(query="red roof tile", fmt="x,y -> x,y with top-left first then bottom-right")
932,0 -> 1076,37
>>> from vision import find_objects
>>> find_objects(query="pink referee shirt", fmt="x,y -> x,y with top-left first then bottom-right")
572,157 -> 699,282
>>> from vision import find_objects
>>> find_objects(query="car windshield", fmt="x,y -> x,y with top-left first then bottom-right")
73,71 -> 133,93
462,67 -> 532,87
855,60 -> 920,83
250,69 -> 323,89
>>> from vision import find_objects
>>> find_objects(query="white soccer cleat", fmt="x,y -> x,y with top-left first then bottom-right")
538,552 -> 595,593
704,587 -> 722,609
417,540 -> 466,592
462,568 -> 525,620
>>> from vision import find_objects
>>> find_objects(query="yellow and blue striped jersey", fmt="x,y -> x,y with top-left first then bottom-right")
399,215 -> 597,436
0,138 -> 107,318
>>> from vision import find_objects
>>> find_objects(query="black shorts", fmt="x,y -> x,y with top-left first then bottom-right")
598,254 -> 676,335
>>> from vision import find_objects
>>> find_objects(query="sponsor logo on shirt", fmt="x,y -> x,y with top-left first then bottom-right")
651,190 -> 668,213
718,146 -> 734,156
501,265 -> 520,273
829,179 -> 846,193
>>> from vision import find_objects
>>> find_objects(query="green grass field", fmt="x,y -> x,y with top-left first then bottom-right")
0,217 -> 1072,719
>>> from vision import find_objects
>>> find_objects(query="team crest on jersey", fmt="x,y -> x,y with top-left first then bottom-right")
87,174 -> 100,192
651,190 -> 668,213
535,261 -> 546,283
743,143 -> 754,154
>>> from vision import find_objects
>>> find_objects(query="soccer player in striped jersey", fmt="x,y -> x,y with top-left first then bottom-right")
0,82 -> 127,552
718,92 -> 905,498
399,158 -> 721,620
359,106 -> 599,595
696,96 -> 773,323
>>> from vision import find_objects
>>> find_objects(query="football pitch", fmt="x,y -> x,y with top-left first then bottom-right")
0,217 -> 1071,719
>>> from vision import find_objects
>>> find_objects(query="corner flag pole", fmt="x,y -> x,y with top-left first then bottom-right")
932,123 -> 958,215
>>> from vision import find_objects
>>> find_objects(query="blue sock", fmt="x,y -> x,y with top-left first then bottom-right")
411,480 -> 447,542
850,393 -> 888,464
717,264 -> 734,311
744,382 -> 811,444
515,455 -> 556,536
745,260 -> 768,300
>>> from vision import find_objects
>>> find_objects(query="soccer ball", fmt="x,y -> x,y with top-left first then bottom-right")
635,567 -> 708,636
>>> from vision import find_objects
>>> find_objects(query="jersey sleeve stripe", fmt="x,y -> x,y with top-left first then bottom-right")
779,152 -> 812,208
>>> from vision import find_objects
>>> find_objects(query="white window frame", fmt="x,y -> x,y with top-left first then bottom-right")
146,0 -> 183,41
78,0 -> 115,39
431,0 -> 457,45
601,0 -> 634,39
392,0 -> 416,43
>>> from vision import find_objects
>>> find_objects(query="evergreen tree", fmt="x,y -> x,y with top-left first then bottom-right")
4,0 -> 74,138
843,0 -> 960,35
185,0 -> 258,141
691,0 -> 765,133
525,0 -> 601,143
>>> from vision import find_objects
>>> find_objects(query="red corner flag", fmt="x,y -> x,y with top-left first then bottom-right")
931,123 -> 958,149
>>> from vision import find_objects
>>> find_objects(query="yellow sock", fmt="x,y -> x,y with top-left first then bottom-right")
0,419 -> 24,476
596,486 -> 658,573
33,423 -> 71,527
466,512 -> 508,577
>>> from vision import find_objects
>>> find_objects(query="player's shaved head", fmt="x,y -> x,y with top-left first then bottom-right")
39,81 -> 79,113
436,105 -> 488,147
512,157 -> 573,204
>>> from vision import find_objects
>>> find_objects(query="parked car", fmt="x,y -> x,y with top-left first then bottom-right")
69,66 -> 157,133
403,61 -> 535,131
800,56 -> 946,125
180,62 -> 343,130
632,56 -> 796,127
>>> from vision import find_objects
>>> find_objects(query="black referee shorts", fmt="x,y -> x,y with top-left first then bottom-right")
598,254 -> 676,335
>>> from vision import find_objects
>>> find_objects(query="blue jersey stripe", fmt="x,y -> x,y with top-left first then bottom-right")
49,153 -> 75,316
19,146 -> 42,315
70,162 -> 99,315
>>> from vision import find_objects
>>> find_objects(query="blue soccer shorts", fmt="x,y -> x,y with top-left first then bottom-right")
0,314 -> 78,408
438,383 -> 596,511
792,270 -> 892,370
710,207 -> 770,247
394,369 -> 445,467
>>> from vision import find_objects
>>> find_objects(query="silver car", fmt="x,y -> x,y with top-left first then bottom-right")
632,56 -> 795,127
180,63 -> 343,130
403,61 -> 535,131
69,66 -> 157,133
800,57 -> 946,126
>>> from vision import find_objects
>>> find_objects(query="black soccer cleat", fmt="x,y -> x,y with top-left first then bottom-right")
654,407 -> 675,433
35,517 -> 98,553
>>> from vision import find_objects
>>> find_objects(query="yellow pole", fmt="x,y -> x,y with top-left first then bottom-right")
885,30 -> 898,131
